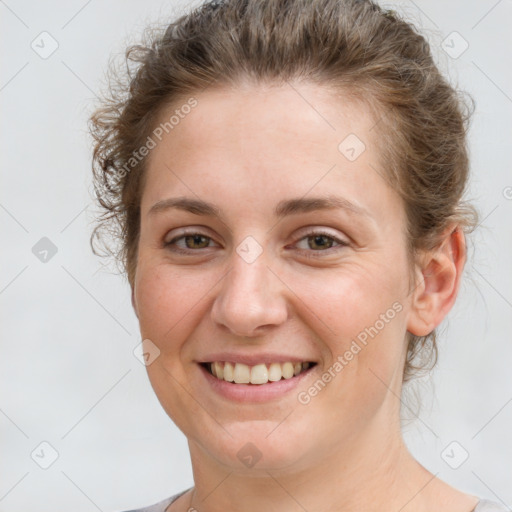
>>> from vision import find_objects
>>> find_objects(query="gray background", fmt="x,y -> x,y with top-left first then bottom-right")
1,0 -> 511,510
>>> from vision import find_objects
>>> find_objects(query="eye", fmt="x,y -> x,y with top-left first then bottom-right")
293,230 -> 349,257
163,229 -> 348,257
164,232 -> 218,254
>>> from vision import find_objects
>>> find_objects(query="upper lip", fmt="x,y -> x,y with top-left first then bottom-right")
197,353 -> 317,366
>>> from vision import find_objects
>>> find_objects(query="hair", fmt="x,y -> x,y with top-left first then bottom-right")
89,0 -> 478,383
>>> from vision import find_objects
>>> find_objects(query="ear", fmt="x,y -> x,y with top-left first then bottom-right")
131,286 -> 139,319
407,226 -> 466,337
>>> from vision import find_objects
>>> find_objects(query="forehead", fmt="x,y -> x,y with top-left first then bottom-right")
150,82 -> 377,162
141,81 -> 400,225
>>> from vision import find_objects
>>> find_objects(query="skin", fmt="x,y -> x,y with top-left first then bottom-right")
131,81 -> 477,512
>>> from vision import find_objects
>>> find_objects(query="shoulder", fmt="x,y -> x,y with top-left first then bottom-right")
117,488 -> 191,512
116,493 -> 509,512
474,499 -> 510,512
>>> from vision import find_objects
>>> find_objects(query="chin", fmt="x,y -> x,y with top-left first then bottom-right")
191,419 -> 316,473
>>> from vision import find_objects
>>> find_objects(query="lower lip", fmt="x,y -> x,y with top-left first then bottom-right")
198,364 -> 315,403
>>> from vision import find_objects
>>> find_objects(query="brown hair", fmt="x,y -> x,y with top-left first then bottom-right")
89,0 -> 478,382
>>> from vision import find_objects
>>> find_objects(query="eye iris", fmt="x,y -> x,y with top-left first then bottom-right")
308,235 -> 333,250
185,235 -> 209,249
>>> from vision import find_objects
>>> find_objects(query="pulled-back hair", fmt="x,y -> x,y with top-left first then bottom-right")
89,0 -> 477,382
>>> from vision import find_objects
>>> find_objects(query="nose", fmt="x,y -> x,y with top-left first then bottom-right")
210,249 -> 288,338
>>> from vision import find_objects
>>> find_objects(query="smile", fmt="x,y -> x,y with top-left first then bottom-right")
202,361 -> 315,385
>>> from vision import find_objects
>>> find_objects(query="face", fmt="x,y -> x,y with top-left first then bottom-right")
133,82 -> 415,473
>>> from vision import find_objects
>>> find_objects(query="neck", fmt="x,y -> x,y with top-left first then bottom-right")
187,414 -> 436,512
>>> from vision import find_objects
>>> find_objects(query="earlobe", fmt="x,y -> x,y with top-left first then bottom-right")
407,226 -> 466,337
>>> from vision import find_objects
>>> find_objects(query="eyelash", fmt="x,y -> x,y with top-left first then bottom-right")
164,230 -> 349,258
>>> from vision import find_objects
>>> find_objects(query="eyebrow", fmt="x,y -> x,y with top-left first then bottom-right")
148,195 -> 371,219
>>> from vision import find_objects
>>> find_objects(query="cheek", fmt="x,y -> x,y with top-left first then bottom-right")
286,262 -> 406,345
289,266 -> 408,432
285,260 -> 409,406
134,262 -> 215,352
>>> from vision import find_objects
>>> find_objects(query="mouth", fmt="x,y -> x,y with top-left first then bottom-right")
200,361 -> 317,385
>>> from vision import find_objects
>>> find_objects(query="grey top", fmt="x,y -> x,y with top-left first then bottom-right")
120,489 -> 510,512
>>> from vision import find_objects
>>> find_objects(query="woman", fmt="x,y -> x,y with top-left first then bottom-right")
89,0 -> 507,511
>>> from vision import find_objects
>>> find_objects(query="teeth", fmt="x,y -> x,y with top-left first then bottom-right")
250,364 -> 269,384
213,361 -> 224,380
233,362 -> 250,383
268,362 -> 282,382
206,361 -> 312,385
282,362 -> 294,379
224,362 -> 234,382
